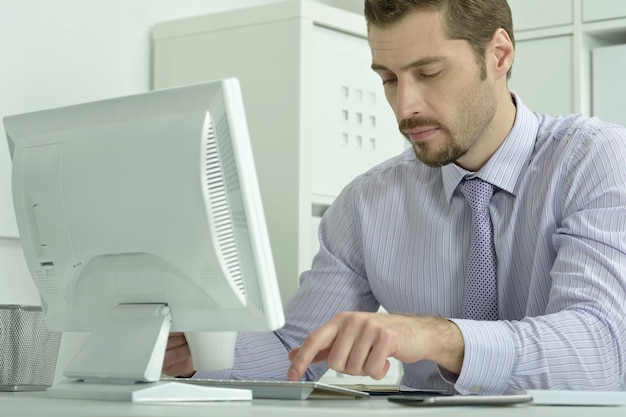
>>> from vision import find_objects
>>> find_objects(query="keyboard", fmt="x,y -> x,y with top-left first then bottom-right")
166,378 -> 369,400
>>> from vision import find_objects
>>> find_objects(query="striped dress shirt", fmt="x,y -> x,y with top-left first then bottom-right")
195,95 -> 626,395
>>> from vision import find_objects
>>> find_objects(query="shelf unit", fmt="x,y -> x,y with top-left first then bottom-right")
508,0 -> 626,122
151,0 -> 404,303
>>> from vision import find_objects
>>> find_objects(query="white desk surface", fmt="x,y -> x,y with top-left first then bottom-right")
1,391 -> 625,417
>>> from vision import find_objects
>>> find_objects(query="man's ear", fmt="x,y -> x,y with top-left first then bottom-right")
490,28 -> 514,80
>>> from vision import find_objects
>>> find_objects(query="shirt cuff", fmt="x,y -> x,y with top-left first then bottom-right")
447,318 -> 515,395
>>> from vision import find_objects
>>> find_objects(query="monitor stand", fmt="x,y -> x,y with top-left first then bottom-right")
46,304 -> 251,402
47,379 -> 251,402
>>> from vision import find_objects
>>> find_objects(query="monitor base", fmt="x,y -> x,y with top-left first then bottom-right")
47,379 -> 252,402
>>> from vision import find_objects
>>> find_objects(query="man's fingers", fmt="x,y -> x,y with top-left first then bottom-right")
166,333 -> 188,350
288,346 -> 331,365
363,342 -> 392,380
335,315 -> 393,378
288,312 -> 405,381
287,323 -> 339,381
327,314 -> 369,374
162,334 -> 195,377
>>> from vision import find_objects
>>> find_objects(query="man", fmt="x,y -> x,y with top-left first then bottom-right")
164,0 -> 626,395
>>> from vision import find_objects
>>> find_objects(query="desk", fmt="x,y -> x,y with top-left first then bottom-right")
1,392 -> 625,417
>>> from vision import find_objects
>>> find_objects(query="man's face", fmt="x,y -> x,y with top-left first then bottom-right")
369,9 -> 498,169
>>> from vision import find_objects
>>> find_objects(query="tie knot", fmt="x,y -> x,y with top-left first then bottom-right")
458,178 -> 495,213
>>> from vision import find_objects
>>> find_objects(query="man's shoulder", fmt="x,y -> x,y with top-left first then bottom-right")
329,148 -> 441,217
347,148 -> 435,189
536,112 -> 626,144
532,113 -> 626,187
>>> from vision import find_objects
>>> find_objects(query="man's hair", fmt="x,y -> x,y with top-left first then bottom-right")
364,0 -> 515,79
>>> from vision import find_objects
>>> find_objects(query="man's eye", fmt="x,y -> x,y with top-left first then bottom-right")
420,71 -> 441,79
382,77 -> 397,86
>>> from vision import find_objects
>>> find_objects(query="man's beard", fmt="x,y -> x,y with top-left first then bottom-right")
399,117 -> 468,167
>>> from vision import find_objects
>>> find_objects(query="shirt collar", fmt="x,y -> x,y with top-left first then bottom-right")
441,93 -> 539,202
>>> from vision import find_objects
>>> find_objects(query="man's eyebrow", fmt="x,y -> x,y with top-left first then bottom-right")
371,56 -> 447,72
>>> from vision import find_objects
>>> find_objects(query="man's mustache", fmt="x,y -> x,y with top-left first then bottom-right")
399,117 -> 443,132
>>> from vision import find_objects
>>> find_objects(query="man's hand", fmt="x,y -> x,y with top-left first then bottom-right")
287,312 -> 464,381
162,333 -> 195,377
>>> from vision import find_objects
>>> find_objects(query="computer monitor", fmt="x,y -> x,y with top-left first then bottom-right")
3,79 -> 285,401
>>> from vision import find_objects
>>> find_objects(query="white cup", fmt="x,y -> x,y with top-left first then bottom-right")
185,331 -> 236,371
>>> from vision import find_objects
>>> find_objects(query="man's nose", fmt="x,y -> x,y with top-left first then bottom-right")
395,81 -> 425,121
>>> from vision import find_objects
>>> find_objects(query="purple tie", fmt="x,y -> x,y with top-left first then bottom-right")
458,178 -> 498,321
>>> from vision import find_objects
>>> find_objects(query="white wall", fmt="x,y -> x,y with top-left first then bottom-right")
0,0 -> 288,240
0,0 -> 307,382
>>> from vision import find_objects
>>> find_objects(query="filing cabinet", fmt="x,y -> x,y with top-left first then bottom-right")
152,0 -> 403,302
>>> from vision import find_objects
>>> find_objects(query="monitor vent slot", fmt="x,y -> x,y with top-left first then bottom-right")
6,132 -> 16,158
202,116 -> 246,299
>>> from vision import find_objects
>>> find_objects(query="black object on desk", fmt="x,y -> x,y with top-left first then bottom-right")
388,393 -> 533,406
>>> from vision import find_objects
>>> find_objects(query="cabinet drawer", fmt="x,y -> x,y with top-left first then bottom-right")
592,43 -> 626,126
508,0 -> 573,31
509,35 -> 574,116
583,0 -> 626,22
310,25 -> 404,199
